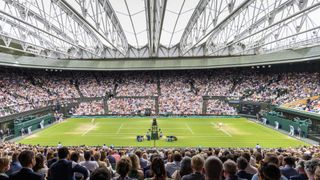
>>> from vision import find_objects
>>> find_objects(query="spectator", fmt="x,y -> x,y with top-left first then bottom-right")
258,163 -> 281,180
107,151 -> 116,170
223,160 -> 245,180
94,152 -> 108,168
46,151 -> 58,168
241,152 -> 257,175
3,142 -> 320,180
9,150 -> 43,180
128,154 -> 144,180
0,157 -> 10,180
90,167 -> 111,180
236,157 -> 253,180
135,150 -> 147,170
70,151 -> 83,180
280,156 -> 298,179
165,152 -> 182,178
100,151 -> 113,174
33,154 -> 48,178
315,166 -> 320,180
251,154 -> 287,180
290,160 -> 308,180
80,151 -> 99,172
172,157 -> 192,180
181,155 -> 204,180
305,159 -> 320,180
204,156 -> 223,180
6,152 -> 21,176
48,147 -> 89,180
114,157 -> 132,180
148,156 -> 167,180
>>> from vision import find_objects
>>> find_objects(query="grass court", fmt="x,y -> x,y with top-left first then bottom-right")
18,117 -> 309,148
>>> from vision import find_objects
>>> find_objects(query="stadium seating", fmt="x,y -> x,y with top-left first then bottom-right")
0,69 -> 318,117
0,142 -> 317,180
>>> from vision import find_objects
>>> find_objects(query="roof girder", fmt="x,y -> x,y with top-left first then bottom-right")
73,0 -> 129,56
145,0 -> 167,57
206,0 -> 320,56
179,0 -> 252,55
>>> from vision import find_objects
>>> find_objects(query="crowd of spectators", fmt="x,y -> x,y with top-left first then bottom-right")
241,72 -> 320,104
206,99 -> 237,115
73,101 -> 105,116
108,98 -> 155,115
0,69 -> 319,117
195,71 -> 234,97
116,73 -> 158,97
78,73 -> 114,98
0,142 -> 318,179
289,97 -> 320,114
159,73 -> 202,115
0,71 -> 80,117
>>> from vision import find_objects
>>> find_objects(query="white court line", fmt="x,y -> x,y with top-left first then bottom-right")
211,122 -> 232,137
116,123 -> 124,134
120,127 -> 187,130
82,134 -> 231,138
81,123 -> 98,136
185,123 -> 194,134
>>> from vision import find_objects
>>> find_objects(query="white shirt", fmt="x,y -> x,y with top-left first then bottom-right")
79,161 -> 99,172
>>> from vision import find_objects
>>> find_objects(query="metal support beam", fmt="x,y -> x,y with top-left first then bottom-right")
145,0 -> 167,57
59,0 -> 127,56
179,0 -> 209,52
0,10 -> 102,58
7,0 -> 75,44
73,0 -> 129,56
180,0 -> 253,55
207,1 -> 320,56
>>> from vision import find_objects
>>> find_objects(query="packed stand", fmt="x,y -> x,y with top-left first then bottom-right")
206,99 -> 237,115
0,70 -> 81,117
241,72 -> 320,104
232,72 -> 280,102
196,71 -> 234,97
78,72 -> 114,98
38,74 -> 80,100
273,73 -> 320,105
0,72 -> 36,115
108,98 -> 156,115
290,97 -> 320,114
0,142 -> 319,180
115,72 -> 158,97
0,69 -> 318,116
73,101 -> 105,115
159,72 -> 202,115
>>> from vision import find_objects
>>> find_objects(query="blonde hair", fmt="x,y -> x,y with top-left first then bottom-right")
315,166 -> 320,180
0,157 -> 9,173
191,155 -> 204,171
129,153 -> 140,170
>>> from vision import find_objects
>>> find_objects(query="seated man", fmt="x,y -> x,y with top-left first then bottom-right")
223,160 -> 246,180
280,156 -> 298,179
152,118 -> 157,126
181,155 -> 205,180
204,156 -> 223,180
9,150 -> 43,180
48,147 -> 89,180
237,157 -> 253,180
